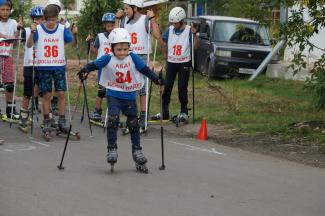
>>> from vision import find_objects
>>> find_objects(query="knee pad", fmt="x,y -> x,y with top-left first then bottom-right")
126,116 -> 139,133
107,115 -> 119,128
4,83 -> 14,92
97,86 -> 106,98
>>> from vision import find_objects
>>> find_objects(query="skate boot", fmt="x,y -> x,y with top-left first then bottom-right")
5,102 -> 20,123
18,108 -> 29,133
51,97 -> 58,116
174,113 -> 189,127
150,111 -> 169,121
58,117 -> 70,134
90,108 -> 103,127
107,148 -> 118,172
139,111 -> 147,134
42,119 -> 52,141
132,149 -> 148,173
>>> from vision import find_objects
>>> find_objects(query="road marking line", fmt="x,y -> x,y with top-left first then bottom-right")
2,145 -> 36,152
3,149 -> 14,152
30,139 -> 50,147
168,140 -> 226,156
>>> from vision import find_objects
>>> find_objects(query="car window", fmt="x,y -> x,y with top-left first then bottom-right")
213,21 -> 271,46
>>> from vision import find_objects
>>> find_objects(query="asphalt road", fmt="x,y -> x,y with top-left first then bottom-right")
1,112 -> 325,216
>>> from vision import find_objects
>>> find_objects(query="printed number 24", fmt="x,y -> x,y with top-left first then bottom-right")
116,71 -> 132,83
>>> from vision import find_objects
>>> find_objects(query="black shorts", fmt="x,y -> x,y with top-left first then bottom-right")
23,66 -> 40,97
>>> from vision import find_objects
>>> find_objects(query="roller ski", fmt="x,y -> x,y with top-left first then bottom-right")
18,108 -> 29,133
89,108 -> 105,127
133,149 -> 149,174
149,113 -> 172,124
2,103 -> 20,124
172,113 -> 189,127
56,118 -> 80,140
107,148 -> 118,173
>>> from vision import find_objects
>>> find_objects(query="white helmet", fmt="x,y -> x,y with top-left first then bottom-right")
46,0 -> 62,12
109,28 -> 131,45
169,7 -> 186,23
123,0 -> 143,8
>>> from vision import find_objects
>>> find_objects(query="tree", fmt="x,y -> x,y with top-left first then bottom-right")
283,0 -> 325,110
77,0 -> 121,40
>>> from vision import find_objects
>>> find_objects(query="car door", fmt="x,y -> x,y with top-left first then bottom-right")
197,19 -> 213,74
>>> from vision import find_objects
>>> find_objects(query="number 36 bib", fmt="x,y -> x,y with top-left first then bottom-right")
99,55 -> 145,92
35,24 -> 66,67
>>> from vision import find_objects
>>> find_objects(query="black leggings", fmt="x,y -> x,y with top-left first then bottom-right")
162,61 -> 191,114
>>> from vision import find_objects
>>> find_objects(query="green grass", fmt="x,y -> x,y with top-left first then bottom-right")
14,72 -> 325,149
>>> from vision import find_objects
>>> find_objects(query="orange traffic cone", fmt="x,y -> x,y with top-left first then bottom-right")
197,118 -> 208,140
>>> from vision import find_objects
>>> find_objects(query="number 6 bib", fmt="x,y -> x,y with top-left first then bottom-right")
99,55 -> 145,92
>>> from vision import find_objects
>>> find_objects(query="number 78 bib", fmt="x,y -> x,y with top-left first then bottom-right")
99,55 -> 145,92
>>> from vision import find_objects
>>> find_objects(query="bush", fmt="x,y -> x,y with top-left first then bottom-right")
77,0 -> 121,41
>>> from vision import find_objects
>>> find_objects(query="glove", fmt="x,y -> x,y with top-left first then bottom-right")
77,67 -> 89,81
153,77 -> 165,86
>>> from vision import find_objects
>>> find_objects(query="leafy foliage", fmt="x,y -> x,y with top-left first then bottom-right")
77,0 -> 121,40
283,0 -> 325,110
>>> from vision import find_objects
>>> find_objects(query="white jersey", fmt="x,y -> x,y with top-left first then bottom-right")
99,54 -> 145,92
124,15 -> 151,54
35,24 -> 66,67
23,28 -> 34,66
0,19 -> 18,57
167,25 -> 191,63
97,32 -> 111,58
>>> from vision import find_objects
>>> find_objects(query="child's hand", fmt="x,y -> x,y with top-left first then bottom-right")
147,10 -> 155,19
71,23 -> 78,35
31,23 -> 37,33
85,34 -> 93,42
77,67 -> 89,81
154,77 -> 165,86
116,9 -> 124,19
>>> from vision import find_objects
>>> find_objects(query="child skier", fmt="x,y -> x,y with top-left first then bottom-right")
152,7 -> 198,123
0,0 -> 22,121
78,28 -> 164,172
115,0 -> 161,132
88,12 -> 116,125
27,4 -> 77,139
19,6 -> 44,132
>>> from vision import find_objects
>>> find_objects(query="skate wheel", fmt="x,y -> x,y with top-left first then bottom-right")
75,132 -> 81,140
110,164 -> 115,173
44,132 -> 51,142
135,164 -> 149,174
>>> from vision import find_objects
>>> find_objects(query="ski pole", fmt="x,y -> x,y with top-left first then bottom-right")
147,39 -> 158,121
10,24 -> 22,128
57,124 -> 72,170
30,20 -> 36,136
81,41 -> 91,123
82,79 -> 93,137
144,20 -> 151,133
158,71 -> 165,170
191,23 -> 195,125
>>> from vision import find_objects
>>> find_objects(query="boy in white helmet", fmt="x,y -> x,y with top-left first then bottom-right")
152,7 -> 198,122
78,28 -> 164,173
115,0 -> 161,132
27,4 -> 77,139
87,12 -> 116,125
18,6 -> 45,132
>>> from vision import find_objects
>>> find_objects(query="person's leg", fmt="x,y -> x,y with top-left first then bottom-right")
177,62 -> 191,114
39,70 -> 53,121
106,96 -> 121,163
90,85 -> 105,120
22,67 -> 33,110
161,62 -> 178,119
2,56 -> 18,119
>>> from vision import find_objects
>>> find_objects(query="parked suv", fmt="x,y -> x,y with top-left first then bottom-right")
191,15 -> 272,79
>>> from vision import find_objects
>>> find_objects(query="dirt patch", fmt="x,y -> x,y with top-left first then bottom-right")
150,122 -> 325,168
